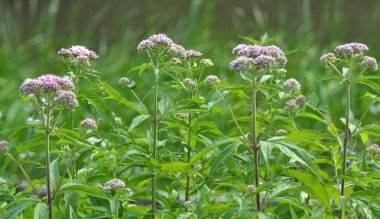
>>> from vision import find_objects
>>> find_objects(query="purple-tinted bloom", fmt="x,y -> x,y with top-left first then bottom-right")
69,45 -> 99,60
54,91 -> 78,110
183,78 -> 195,87
201,59 -> 213,67
247,184 -> 256,192
169,43 -> 186,57
361,56 -> 378,71
184,50 -> 202,59
0,140 -> 9,153
20,74 -> 74,95
73,55 -> 90,66
205,75 -> 220,85
58,45 -> 98,62
230,56 -> 255,72
238,45 -> 265,58
57,48 -> 72,57
276,129 -> 287,136
119,77 -> 130,86
320,52 -> 336,66
176,113 -> 189,120
296,95 -> 306,105
284,78 -> 301,93
232,44 -> 248,55
137,33 -> 174,52
368,143 -> 380,154
103,179 -> 125,193
80,118 -> 97,130
254,55 -> 275,68
335,43 -> 368,57
286,99 -> 298,109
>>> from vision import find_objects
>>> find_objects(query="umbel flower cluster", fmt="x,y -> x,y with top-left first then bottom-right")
20,74 -> 78,110
103,178 -> 125,193
230,44 -> 287,71
0,140 -> 9,153
58,45 -> 98,66
137,33 -> 211,64
320,42 -> 378,71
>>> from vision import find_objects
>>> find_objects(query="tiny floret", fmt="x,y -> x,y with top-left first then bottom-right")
184,50 -> 202,59
103,179 -> 125,193
276,129 -> 287,136
286,99 -> 298,109
205,75 -> 220,85
230,56 -> 255,72
254,55 -> 275,68
296,95 -> 306,105
169,43 -> 186,57
320,53 -> 336,66
247,184 -> 256,192
54,91 -> 78,110
368,143 -> 380,154
137,33 -> 174,52
0,140 -> 9,153
232,44 -> 248,55
201,59 -> 214,67
119,77 -> 130,86
183,78 -> 195,87
361,56 -> 378,71
20,74 -> 74,95
80,118 -> 97,130
283,78 -> 301,93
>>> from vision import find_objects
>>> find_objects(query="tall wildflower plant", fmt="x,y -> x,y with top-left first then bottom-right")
134,33 -> 188,218
19,74 -> 78,218
320,43 -> 378,218
207,41 -> 306,212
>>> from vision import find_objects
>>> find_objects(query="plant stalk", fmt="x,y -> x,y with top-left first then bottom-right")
252,83 -> 261,212
185,111 -> 192,201
45,103 -> 53,219
151,68 -> 159,219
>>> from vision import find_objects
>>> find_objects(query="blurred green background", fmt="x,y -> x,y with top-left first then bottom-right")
1,0 -> 380,135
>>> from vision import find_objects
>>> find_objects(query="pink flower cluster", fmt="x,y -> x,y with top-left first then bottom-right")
20,74 -> 78,110
20,74 -> 74,95
230,44 -> 287,71
103,178 -> 125,193
58,45 -> 98,66
335,43 -> 368,57
137,33 -> 205,61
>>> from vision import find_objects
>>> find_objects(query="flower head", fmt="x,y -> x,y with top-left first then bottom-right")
54,91 -> 78,110
183,78 -> 195,87
184,50 -> 202,59
80,118 -> 97,130
119,77 -> 130,86
103,179 -> 125,193
176,113 -> 189,120
232,44 -> 248,55
20,74 -> 74,95
205,75 -> 220,85
201,59 -> 214,67
368,143 -> 380,154
276,129 -> 287,136
320,52 -> 337,66
0,140 -> 9,153
230,56 -> 255,72
335,43 -> 368,57
254,55 -> 275,68
361,56 -> 378,71
137,33 -> 174,52
169,43 -> 186,57
58,45 -> 98,66
247,184 -> 256,192
296,95 -> 306,105
283,78 -> 301,93
286,99 -> 298,109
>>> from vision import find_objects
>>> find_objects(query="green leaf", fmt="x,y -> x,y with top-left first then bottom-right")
50,158 -> 59,190
265,140 -> 317,174
158,96 -> 171,115
160,161 -> 190,172
59,181 -> 110,199
209,143 -> 241,177
128,114 -> 151,133
34,203 -> 48,219
67,206 -> 77,219
190,138 -> 238,165
101,82 -> 144,114
0,202 -> 34,219
285,170 -> 331,211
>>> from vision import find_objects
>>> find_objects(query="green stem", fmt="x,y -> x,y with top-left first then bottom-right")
45,102 -> 53,219
7,154 -> 45,203
341,81 -> 350,196
152,68 -> 159,219
252,86 -> 261,212
185,93 -> 192,201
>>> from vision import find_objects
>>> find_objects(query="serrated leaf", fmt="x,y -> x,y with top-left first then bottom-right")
158,96 -> 171,115
209,143 -> 241,177
128,114 -> 150,133
50,158 -> 59,190
34,203 -> 48,219
0,202 -> 34,219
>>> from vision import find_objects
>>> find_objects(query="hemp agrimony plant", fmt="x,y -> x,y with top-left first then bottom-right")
320,42 -> 378,218
18,74 -> 78,218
